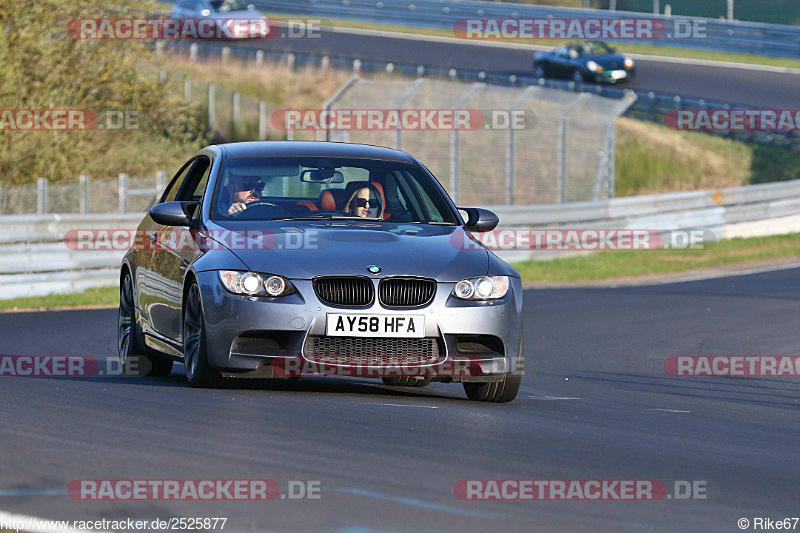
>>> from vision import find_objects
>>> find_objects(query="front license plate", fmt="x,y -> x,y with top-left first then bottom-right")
611,70 -> 628,80
326,314 -> 425,338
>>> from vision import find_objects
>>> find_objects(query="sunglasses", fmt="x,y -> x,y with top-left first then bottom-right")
232,180 -> 265,192
354,198 -> 379,208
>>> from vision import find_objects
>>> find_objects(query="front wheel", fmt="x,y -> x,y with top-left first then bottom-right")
571,69 -> 584,84
183,282 -> 222,388
463,335 -> 523,403
118,272 -> 173,376
534,63 -> 546,79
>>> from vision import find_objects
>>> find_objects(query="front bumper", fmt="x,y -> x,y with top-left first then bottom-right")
587,68 -> 636,83
196,271 -> 524,381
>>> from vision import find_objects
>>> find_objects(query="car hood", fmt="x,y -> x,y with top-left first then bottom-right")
204,221 -> 492,281
588,53 -> 627,70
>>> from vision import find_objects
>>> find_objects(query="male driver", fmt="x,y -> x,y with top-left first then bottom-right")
226,175 -> 264,215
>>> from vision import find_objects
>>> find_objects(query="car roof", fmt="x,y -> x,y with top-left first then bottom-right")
214,141 -> 416,163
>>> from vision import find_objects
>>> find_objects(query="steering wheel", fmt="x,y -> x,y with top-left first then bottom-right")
231,201 -> 292,219
246,200 -> 279,208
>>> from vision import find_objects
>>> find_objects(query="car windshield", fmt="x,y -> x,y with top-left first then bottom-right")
209,0 -> 248,12
578,42 -> 614,56
211,156 -> 460,224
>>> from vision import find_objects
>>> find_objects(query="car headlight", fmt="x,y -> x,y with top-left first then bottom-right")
624,57 -> 634,69
452,276 -> 510,300
586,61 -> 603,73
218,270 -> 295,297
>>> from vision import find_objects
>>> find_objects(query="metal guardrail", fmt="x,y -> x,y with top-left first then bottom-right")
3,180 -> 800,298
253,0 -> 800,58
176,42 -> 800,151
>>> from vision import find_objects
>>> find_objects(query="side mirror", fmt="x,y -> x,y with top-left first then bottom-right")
460,207 -> 499,232
150,201 -> 199,227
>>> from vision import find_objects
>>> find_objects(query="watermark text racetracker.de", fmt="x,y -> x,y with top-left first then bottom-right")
665,109 -> 800,132
665,356 -> 800,377
453,479 -> 708,500
453,17 -> 706,40
451,228 -> 715,251
67,18 -> 323,40
0,355 -> 172,378
64,229 -> 323,252
271,108 -> 535,131
67,17 -> 322,41
68,479 -> 321,501
0,109 -> 139,131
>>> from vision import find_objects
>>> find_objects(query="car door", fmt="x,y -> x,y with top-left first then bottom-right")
551,45 -> 573,77
147,156 -> 212,344
137,159 -> 195,339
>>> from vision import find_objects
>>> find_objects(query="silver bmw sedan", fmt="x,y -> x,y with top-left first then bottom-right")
119,141 -> 524,402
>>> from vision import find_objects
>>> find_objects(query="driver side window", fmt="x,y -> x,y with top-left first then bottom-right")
161,159 -> 194,203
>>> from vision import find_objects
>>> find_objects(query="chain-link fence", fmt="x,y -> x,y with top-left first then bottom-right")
315,77 -> 636,205
0,174 -> 166,216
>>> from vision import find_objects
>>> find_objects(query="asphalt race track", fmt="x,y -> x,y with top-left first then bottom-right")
224,27 -> 800,108
1,268 -> 799,531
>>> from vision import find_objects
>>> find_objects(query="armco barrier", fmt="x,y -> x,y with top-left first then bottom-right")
2,180 -> 800,298
253,0 -> 800,58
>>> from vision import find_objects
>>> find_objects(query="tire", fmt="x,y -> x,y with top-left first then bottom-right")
463,336 -> 523,403
183,282 -> 222,388
381,376 -> 432,387
534,63 -> 546,79
118,272 -> 173,377
571,69 -> 584,84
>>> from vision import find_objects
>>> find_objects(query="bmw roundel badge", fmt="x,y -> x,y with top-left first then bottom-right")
367,265 -> 381,274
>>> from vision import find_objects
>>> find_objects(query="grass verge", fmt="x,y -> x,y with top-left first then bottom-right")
512,233 -> 800,282
2,234 -> 800,312
0,286 -> 119,313
614,118 -> 800,195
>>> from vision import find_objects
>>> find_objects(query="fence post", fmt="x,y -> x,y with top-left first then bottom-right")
221,46 -> 230,63
609,0 -> 616,10
727,0 -> 734,21
159,66 -> 167,85
37,178 -> 48,215
449,83 -> 484,205
287,53 -> 296,71
259,100 -> 267,140
233,91 -> 240,133
321,56 -> 330,74
256,50 -> 264,68
353,59 -> 361,75
156,171 -> 167,196
653,0 -> 659,14
0,183 -> 3,216
184,76 -> 191,101
393,78 -> 427,150
386,62 -> 394,76
190,43 -> 198,62
79,175 -> 91,214
557,93 -> 589,204
208,83 -> 215,131
505,86 -> 538,205
119,173 -> 129,214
